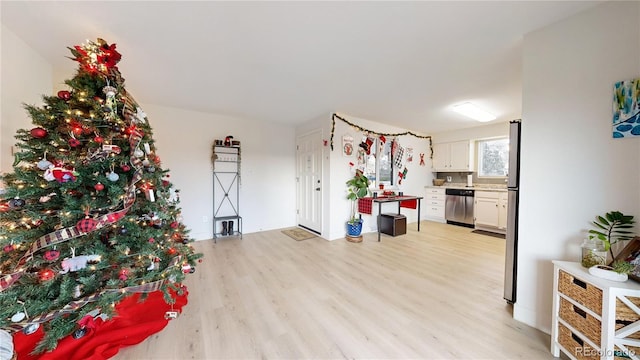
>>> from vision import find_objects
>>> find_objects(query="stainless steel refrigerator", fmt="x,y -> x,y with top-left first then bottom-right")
504,120 -> 521,304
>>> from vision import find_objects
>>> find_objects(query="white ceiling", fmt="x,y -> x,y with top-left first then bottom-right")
1,1 -> 601,134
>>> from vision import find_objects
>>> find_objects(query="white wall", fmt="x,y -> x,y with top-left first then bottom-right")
143,104 -> 297,240
326,114 -> 432,240
517,1 -> 640,333
0,24 -> 52,173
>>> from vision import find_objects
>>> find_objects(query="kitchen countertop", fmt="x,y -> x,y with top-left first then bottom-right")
425,183 -> 508,192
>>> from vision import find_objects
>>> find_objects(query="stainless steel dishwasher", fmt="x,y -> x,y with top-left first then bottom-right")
445,188 -> 474,227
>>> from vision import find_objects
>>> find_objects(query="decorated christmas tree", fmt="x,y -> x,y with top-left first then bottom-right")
0,38 -> 202,354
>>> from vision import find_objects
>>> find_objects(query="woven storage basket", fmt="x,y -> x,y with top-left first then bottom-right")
558,322 -> 599,360
558,270 -> 603,315
614,344 -> 640,359
615,296 -> 640,340
616,297 -> 640,322
560,297 -> 601,344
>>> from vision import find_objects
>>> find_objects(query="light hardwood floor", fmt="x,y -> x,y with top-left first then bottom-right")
114,221 -> 554,359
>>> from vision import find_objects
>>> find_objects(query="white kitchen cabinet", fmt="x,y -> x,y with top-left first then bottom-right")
424,187 -> 446,223
431,140 -> 474,172
474,190 -> 507,233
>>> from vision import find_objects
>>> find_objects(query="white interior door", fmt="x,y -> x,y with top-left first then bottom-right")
296,130 -> 322,233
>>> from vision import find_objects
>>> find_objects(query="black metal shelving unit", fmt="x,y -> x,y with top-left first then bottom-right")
212,145 -> 242,242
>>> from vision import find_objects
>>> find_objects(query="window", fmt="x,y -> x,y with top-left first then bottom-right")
477,137 -> 509,177
361,138 -> 393,188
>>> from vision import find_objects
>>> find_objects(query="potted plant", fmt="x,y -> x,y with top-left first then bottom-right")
588,260 -> 635,282
346,170 -> 370,238
588,210 -> 635,262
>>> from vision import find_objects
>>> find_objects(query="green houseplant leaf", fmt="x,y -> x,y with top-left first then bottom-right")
589,210 -> 635,260
346,170 -> 370,224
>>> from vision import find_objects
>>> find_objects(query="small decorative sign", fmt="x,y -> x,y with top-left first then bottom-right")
342,135 -> 354,157
613,78 -> 640,138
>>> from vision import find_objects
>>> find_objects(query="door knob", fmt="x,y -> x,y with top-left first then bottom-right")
315,187 -> 321,191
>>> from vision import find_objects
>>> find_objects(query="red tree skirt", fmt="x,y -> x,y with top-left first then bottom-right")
13,286 -> 189,360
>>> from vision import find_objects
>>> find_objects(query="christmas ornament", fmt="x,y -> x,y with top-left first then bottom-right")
0,329 -> 14,359
107,211 -> 125,222
164,310 -> 179,320
30,127 -> 48,138
37,158 -> 52,170
0,203 -> 9,212
38,268 -> 55,281
57,90 -> 71,101
39,192 -> 57,203
118,268 -> 129,281
22,323 -> 39,335
145,189 -> 155,202
68,189 -> 83,198
121,164 -> 131,172
52,167 -> 77,182
68,137 -> 81,147
102,144 -> 121,154
170,221 -> 178,229
72,327 -> 87,339
76,216 -> 97,233
93,135 -> 104,143
133,148 -> 144,158
147,166 -> 156,173
60,254 -> 101,274
167,247 -> 177,255
100,232 -> 114,247
8,197 -> 25,209
142,157 -> 151,167
73,284 -> 83,298
182,264 -> 195,274
147,260 -> 156,271
10,312 -> 26,323
3,244 -> 13,253
71,124 -> 84,136
94,182 -> 105,191
103,84 -> 117,113
118,226 -> 127,235
135,107 -> 147,123
44,249 -> 60,261
152,219 -> 163,229
102,85 -> 117,97
148,237 -> 155,243
107,171 -> 119,182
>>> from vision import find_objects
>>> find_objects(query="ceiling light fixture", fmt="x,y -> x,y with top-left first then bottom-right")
452,102 -> 496,122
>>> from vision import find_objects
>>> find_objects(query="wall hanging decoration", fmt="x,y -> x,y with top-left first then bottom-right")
342,135 -> 354,157
330,113 -> 433,158
612,78 -> 640,138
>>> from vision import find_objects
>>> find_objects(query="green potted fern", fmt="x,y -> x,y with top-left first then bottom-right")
346,170 -> 370,237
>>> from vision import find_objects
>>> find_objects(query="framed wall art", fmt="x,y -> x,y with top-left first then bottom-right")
613,78 -> 640,138
342,135 -> 354,157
